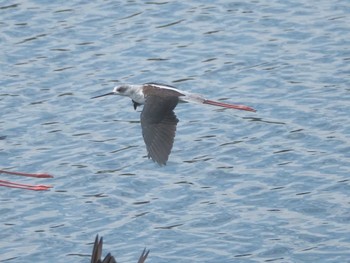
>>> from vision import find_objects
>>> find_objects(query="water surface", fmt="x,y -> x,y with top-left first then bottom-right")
1,0 -> 350,262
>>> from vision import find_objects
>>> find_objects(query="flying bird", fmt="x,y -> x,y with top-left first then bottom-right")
91,235 -> 149,263
92,83 -> 255,165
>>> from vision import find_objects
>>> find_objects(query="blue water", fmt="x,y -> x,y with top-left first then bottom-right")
1,0 -> 350,262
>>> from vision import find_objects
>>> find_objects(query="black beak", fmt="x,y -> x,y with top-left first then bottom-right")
91,92 -> 115,99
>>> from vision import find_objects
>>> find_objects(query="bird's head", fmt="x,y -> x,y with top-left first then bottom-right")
112,84 -> 134,97
91,84 -> 136,99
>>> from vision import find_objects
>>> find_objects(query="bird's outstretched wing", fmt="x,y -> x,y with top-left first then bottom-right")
91,235 -> 149,263
138,248 -> 150,263
91,235 -> 116,263
141,94 -> 179,165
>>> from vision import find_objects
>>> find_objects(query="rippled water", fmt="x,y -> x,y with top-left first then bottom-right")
1,0 -> 350,262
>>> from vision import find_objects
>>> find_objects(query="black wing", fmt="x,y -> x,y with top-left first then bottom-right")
91,235 -> 116,263
141,95 -> 179,165
137,248 -> 150,263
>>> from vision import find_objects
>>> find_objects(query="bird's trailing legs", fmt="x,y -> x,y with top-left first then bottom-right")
0,169 -> 53,191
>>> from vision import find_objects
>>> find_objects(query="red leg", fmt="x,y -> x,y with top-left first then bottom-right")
0,180 -> 52,191
0,169 -> 53,178
0,169 -> 54,191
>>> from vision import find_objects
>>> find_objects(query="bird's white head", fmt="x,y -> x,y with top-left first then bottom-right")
112,84 -> 145,104
112,84 -> 135,97
91,84 -> 144,103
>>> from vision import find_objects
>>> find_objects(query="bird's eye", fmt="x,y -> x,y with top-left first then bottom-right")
117,86 -> 126,93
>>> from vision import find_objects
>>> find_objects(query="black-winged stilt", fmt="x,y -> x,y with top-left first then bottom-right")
92,83 -> 255,165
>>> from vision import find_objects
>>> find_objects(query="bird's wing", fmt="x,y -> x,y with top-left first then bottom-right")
91,235 -> 103,263
101,253 -> 117,263
137,248 -> 150,263
141,94 -> 179,165
91,235 -> 116,263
